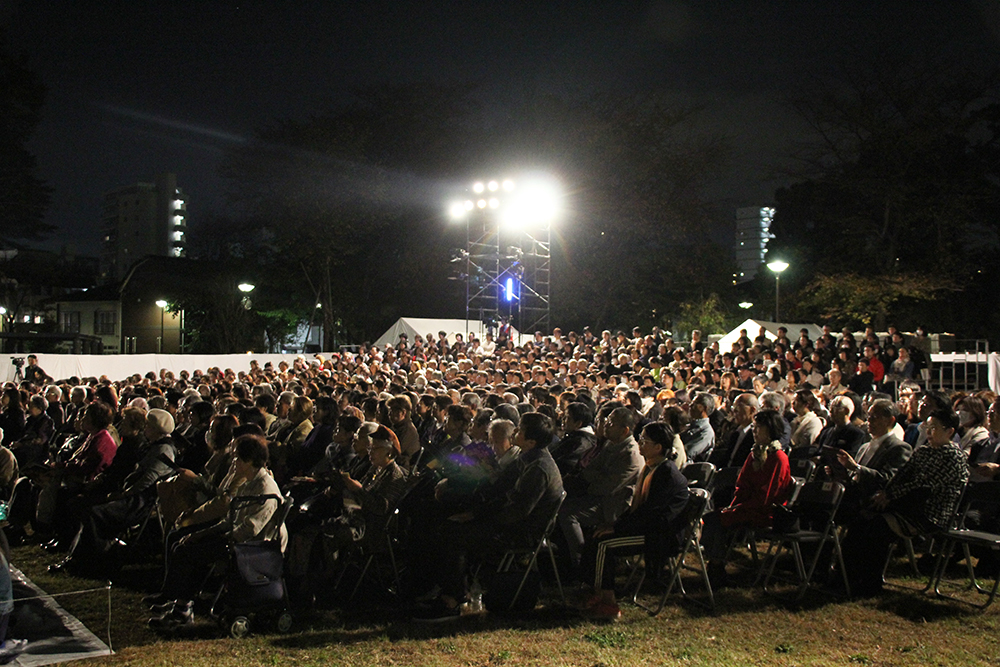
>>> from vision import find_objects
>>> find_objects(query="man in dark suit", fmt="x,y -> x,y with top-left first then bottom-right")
551,402 -> 597,477
814,395 -> 867,457
834,399 -> 912,521
710,394 -> 759,470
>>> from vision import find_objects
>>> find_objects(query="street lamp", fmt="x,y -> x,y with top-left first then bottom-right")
739,301 -> 754,310
238,282 -> 255,310
155,300 -> 168,353
766,261 -> 789,323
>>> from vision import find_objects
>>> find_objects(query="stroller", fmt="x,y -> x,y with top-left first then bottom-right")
207,493 -> 294,638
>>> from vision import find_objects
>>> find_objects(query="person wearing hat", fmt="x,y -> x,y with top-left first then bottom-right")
50,409 -> 178,575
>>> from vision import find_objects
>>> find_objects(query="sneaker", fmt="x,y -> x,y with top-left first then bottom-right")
0,638 -> 28,660
148,602 -> 193,630
583,600 -> 621,621
412,598 -> 462,623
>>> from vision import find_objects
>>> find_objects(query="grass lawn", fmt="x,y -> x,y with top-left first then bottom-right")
12,543 -> 1000,667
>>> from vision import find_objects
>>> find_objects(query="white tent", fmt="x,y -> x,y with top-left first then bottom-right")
372,317 -> 523,350
716,319 -> 824,354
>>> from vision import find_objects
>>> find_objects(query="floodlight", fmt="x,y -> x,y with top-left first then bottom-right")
473,182 -> 485,193
449,202 -> 467,219
488,181 -> 499,192
464,200 -> 474,210
488,198 -> 499,209
500,176 -> 561,228
477,199 -> 487,209
502,179 -> 514,191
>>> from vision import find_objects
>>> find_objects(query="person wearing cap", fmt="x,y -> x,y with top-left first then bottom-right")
50,409 -> 178,575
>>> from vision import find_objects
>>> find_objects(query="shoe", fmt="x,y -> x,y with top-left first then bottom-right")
0,638 -> 28,660
47,557 -> 73,574
583,600 -> 621,621
142,592 -> 170,607
412,598 -> 462,623
148,602 -> 193,630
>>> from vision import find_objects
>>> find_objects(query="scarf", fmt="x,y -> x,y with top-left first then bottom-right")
751,439 -> 781,471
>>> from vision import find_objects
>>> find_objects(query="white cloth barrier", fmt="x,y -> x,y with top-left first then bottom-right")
2,353 -> 333,384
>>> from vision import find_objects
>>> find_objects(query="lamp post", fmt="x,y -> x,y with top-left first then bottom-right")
238,282 -> 255,310
766,261 -> 789,323
155,300 -> 168,353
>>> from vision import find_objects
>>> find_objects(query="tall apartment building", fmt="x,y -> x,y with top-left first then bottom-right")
100,172 -> 187,283
733,206 -> 774,284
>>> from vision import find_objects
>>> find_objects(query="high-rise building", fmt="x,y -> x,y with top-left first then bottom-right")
100,172 -> 187,283
733,206 -> 774,284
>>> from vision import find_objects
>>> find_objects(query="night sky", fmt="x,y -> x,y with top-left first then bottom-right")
6,1 -> 999,257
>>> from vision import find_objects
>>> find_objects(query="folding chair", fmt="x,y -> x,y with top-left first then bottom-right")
726,476 -> 805,572
494,489 -> 567,611
790,458 -> 816,483
931,481 -> 1000,609
759,480 -> 849,601
631,488 -> 713,614
336,476 -> 421,602
683,462 -> 716,489
882,482 -> 970,590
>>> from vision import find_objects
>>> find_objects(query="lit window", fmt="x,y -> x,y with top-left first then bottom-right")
172,231 -> 184,241
34,316 -> 42,324
173,199 -> 184,210
23,315 -> 30,323
172,247 -> 183,257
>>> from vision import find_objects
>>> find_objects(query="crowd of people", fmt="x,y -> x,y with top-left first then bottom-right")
0,321 -> 991,628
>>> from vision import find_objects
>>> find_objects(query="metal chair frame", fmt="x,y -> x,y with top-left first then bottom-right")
759,480 -> 850,601
494,489 -> 568,611
630,488 -> 714,613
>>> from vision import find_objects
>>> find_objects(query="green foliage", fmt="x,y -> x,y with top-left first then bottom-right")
673,292 -> 730,338
797,272 -> 955,329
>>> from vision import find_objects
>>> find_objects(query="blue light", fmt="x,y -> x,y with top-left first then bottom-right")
505,277 -> 514,301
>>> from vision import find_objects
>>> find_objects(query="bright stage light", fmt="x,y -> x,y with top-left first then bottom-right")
488,181 -> 499,192
477,199 -> 487,208
449,202 -> 467,219
488,198 -> 499,209
500,177 -> 561,229
464,200 -> 474,210
473,182 -> 485,193
502,179 -> 514,191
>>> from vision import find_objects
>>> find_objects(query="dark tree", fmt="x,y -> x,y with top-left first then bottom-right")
769,56 -> 1000,334
0,29 -> 52,242
206,85 -> 728,342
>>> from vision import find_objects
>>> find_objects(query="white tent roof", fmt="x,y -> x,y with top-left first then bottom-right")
716,319 -> 824,355
372,317 -> 523,349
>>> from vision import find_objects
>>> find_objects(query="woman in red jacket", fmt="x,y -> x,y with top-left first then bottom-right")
703,409 -> 792,585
